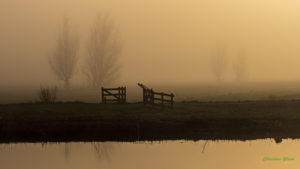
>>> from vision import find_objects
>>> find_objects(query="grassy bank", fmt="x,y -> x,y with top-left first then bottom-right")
1,101 -> 300,143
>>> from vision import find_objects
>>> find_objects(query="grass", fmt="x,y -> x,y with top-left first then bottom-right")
1,100 -> 300,143
4,81 -> 300,104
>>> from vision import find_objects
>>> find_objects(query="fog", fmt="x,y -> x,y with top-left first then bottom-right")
1,0 -> 300,86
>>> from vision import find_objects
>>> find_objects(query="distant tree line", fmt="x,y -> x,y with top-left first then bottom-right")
49,14 -> 122,88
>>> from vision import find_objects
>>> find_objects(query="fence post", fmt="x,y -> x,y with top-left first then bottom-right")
124,87 -> 127,103
117,87 -> 120,103
121,87 -> 123,103
122,87 -> 125,103
101,87 -> 105,103
170,93 -> 174,107
120,87 -> 123,103
143,89 -> 147,104
150,89 -> 154,105
146,89 -> 148,103
161,92 -> 164,106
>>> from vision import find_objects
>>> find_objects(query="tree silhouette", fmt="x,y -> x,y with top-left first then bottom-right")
49,17 -> 79,88
83,14 -> 122,87
211,44 -> 227,82
234,48 -> 247,82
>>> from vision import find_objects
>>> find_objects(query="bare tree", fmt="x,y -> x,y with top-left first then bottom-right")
84,14 -> 122,88
49,17 -> 79,88
37,86 -> 57,103
211,44 -> 227,82
234,48 -> 247,82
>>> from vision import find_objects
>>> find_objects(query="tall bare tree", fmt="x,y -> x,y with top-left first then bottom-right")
211,43 -> 227,82
49,17 -> 79,88
84,14 -> 122,87
234,48 -> 247,82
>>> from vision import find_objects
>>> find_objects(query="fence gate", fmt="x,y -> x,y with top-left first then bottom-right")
138,83 -> 174,107
101,87 -> 126,104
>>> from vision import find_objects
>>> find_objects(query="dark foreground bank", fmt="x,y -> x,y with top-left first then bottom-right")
1,101 -> 300,143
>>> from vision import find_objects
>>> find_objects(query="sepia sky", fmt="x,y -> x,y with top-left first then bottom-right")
1,0 -> 300,86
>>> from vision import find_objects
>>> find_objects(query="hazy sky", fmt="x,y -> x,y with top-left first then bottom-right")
1,0 -> 300,86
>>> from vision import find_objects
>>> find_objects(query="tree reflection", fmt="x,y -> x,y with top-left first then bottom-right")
64,143 -> 71,161
91,142 -> 114,162
61,142 -> 115,162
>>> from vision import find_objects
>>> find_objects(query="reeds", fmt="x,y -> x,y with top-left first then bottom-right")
37,86 -> 57,103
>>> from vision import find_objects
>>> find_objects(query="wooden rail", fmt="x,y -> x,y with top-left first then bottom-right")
101,87 -> 126,104
138,83 -> 174,107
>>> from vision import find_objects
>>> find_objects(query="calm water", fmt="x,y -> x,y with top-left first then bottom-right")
0,139 -> 298,169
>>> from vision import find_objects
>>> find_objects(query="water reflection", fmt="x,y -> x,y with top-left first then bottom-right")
91,142 -> 114,162
62,142 -> 115,162
64,143 -> 70,161
0,139 -> 298,169
202,140 -> 209,153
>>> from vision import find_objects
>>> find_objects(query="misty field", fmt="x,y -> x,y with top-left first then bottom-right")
2,81 -> 300,104
1,100 -> 300,143
2,82 -> 300,142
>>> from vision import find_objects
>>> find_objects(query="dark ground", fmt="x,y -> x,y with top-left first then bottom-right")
1,101 -> 300,143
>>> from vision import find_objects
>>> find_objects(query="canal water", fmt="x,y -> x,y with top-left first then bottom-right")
0,139 -> 297,169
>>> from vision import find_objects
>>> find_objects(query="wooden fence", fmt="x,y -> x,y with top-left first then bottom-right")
138,83 -> 174,107
101,87 -> 126,104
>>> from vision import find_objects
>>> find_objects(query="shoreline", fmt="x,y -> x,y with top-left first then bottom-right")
1,101 -> 300,143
